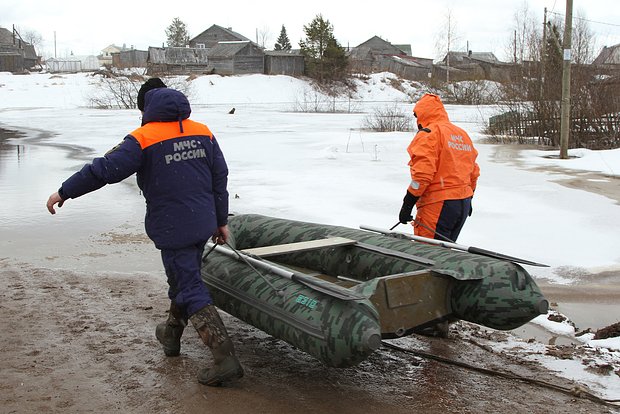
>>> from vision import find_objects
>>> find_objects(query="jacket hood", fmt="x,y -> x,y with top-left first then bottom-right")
142,88 -> 191,126
413,94 -> 449,127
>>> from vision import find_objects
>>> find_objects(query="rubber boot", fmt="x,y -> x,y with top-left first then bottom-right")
156,302 -> 186,357
189,305 -> 244,386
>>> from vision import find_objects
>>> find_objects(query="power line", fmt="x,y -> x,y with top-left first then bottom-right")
548,10 -> 620,28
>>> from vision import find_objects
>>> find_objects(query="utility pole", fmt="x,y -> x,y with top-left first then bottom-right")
446,11 -> 451,84
513,30 -> 517,63
559,0 -> 573,159
540,7 -> 547,100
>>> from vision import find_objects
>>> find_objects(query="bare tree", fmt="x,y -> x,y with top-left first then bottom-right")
88,73 -> 192,110
504,1 -> 540,63
490,7 -> 619,150
362,104 -> 413,132
89,75 -> 140,109
257,26 -> 271,49
16,27 -> 43,54
434,8 -> 461,83
572,9 -> 596,65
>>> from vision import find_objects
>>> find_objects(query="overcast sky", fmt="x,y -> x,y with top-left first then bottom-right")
2,0 -> 619,61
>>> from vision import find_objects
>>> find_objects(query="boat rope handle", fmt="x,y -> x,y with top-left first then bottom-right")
224,241 -> 285,298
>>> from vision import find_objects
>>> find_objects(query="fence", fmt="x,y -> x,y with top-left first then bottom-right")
488,111 -> 620,149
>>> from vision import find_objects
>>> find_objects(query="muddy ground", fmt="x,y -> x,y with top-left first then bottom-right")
1,258 -> 619,414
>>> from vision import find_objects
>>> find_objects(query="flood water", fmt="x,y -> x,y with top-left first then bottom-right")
1,121 -> 618,338
0,124 -> 161,273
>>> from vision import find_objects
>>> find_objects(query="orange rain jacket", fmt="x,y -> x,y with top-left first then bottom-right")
407,94 -> 480,207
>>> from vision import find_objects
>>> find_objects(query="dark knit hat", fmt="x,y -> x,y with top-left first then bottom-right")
137,78 -> 167,111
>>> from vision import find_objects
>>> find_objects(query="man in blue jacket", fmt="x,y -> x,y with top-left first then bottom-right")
46,78 -> 243,386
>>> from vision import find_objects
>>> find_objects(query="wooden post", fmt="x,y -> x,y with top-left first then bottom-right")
540,7 -> 547,101
559,0 -> 573,159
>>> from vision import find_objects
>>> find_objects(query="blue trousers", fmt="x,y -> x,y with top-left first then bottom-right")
415,198 -> 472,242
435,198 -> 472,242
160,241 -> 213,319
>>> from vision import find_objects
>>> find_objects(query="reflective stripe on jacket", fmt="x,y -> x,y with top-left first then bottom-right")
407,94 -> 480,207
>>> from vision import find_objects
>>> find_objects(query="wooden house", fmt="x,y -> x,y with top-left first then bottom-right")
264,50 -> 304,76
348,35 -> 438,81
147,47 -> 210,75
0,26 -> 38,72
112,49 -> 148,69
348,36 -> 410,72
592,43 -> 620,76
386,56 -> 433,81
438,51 -> 510,82
206,41 -> 264,75
189,25 -> 251,50
593,43 -> 620,66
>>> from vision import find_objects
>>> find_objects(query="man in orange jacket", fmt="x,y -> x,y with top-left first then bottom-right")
398,94 -> 480,242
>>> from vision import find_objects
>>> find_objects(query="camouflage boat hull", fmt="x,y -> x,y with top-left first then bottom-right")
200,214 -> 548,367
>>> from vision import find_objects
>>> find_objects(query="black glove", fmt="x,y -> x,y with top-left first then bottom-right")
468,203 -> 473,217
399,192 -> 419,224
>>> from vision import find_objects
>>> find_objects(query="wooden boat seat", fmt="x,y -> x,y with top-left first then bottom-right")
241,237 -> 356,257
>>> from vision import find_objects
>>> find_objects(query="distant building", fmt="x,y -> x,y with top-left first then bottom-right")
386,55 -> 433,81
264,50 -> 304,76
46,57 -> 82,73
393,44 -> 412,56
441,51 -> 500,65
438,51 -> 510,82
147,46 -> 210,75
46,55 -> 99,73
0,26 -> 38,72
207,41 -> 264,75
98,44 -> 130,67
189,25 -> 251,50
348,35 -> 436,81
112,49 -> 148,69
592,43 -> 620,66
75,55 -> 100,71
349,35 -> 410,72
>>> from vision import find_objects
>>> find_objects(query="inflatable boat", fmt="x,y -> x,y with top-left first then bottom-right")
200,214 -> 548,367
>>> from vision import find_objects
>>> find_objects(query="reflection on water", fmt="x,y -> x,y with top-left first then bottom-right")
0,127 -> 31,224
0,124 -> 155,272
0,127 -> 26,164
0,126 -> 69,226
0,124 -> 144,229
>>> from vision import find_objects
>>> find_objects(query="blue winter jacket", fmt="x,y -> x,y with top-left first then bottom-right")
60,88 -> 229,250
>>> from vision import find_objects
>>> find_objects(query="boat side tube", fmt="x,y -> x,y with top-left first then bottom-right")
448,261 -> 549,330
201,249 -> 382,368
